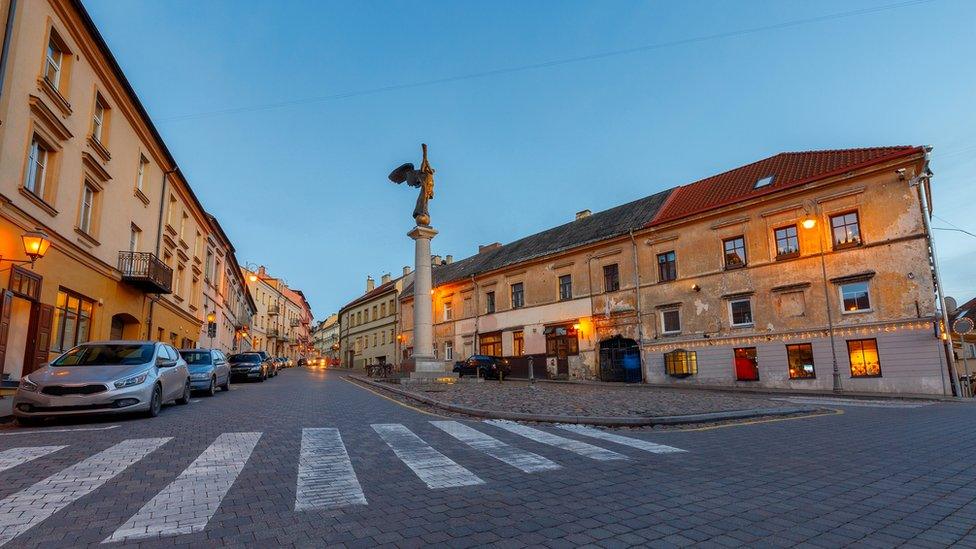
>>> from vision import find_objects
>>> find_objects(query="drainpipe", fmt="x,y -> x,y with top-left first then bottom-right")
629,230 -> 646,382
0,0 -> 17,101
470,275 -> 479,360
911,157 -> 960,397
586,254 -> 597,377
145,168 -> 177,341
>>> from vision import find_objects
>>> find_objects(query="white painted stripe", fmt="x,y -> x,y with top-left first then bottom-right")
0,437 -> 170,547
0,446 -> 66,473
776,397 -> 933,408
104,432 -> 261,543
0,425 -> 119,436
372,424 -> 483,489
430,421 -> 560,473
484,420 -> 628,461
556,424 -> 686,454
295,428 -> 366,510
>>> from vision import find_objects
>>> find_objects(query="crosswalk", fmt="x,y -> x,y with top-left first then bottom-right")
0,421 -> 684,546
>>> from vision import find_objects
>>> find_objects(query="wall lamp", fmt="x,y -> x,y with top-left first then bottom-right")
0,229 -> 52,267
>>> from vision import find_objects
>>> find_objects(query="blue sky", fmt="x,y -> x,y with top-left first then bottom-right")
83,0 -> 976,317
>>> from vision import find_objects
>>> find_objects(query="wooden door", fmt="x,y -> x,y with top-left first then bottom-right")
24,303 -> 54,375
0,291 -> 11,377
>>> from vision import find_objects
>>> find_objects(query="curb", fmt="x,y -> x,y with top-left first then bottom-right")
349,375 -> 823,426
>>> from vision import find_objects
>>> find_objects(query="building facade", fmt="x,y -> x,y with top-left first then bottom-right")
339,271 -> 411,370
400,147 -> 953,396
242,266 -> 312,360
199,215 -> 255,354
312,313 -> 339,362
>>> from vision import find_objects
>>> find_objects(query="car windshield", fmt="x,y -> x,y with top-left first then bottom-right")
228,354 -> 260,364
52,344 -> 155,366
180,351 -> 211,365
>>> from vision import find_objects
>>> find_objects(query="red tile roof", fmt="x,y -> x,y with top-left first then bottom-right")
649,146 -> 924,226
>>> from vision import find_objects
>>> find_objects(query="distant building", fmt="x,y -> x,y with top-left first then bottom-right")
338,270 -> 412,370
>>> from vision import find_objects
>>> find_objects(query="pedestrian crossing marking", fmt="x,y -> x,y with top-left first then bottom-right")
104,432 -> 261,543
295,428 -> 367,510
485,420 -> 629,461
372,424 -> 484,489
0,446 -> 65,473
0,437 -> 171,547
556,424 -> 686,454
431,421 -> 560,473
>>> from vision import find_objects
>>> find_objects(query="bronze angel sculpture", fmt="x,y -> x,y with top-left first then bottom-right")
388,143 -> 435,226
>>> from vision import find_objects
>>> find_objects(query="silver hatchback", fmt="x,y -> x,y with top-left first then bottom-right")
13,341 -> 191,425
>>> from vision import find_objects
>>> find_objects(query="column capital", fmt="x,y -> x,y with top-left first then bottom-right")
407,225 -> 438,240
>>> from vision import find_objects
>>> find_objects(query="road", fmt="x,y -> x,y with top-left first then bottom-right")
0,367 -> 973,547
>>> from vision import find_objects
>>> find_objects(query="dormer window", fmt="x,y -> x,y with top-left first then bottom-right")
754,175 -> 774,188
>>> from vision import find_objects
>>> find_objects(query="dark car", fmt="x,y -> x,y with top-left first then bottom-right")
228,353 -> 271,382
453,355 -> 511,379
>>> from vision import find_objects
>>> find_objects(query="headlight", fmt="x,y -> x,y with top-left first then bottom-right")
250,366 -> 263,372
190,373 -> 210,380
18,376 -> 37,392
114,372 -> 149,389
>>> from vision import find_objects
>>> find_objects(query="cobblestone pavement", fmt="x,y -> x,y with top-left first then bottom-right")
0,367 -> 973,548
392,379 -> 794,417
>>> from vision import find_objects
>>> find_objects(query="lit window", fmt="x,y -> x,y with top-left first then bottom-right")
848,339 -> 881,377
734,347 -> 759,381
830,211 -> 862,248
558,274 -> 572,301
79,184 -> 95,234
840,282 -> 871,312
513,330 -> 524,356
774,225 -> 799,258
51,289 -> 94,352
787,343 -> 815,379
661,309 -> 680,334
729,299 -> 753,326
603,264 -> 620,292
657,251 -> 677,282
664,349 -> 697,377
44,35 -> 64,88
723,236 -> 746,268
24,136 -> 49,198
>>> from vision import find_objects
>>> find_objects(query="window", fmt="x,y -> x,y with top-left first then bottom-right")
175,265 -> 184,297
443,300 -> 453,321
79,184 -> 95,234
603,264 -> 620,292
205,249 -> 214,281
661,309 -> 680,334
729,299 -> 753,326
136,155 -> 148,191
830,211 -> 862,248
754,175 -> 774,188
513,330 -> 524,356
381,303 -> 386,317
463,296 -> 472,317
444,341 -> 453,360
166,195 -> 176,227
485,291 -> 495,313
840,281 -> 871,312
9,266 -> 41,301
723,236 -> 746,268
664,349 -> 697,377
179,212 -> 188,241
558,274 -> 572,301
787,343 -> 816,379
372,305 -> 378,320
734,347 -> 759,381
774,225 -> 799,258
24,136 -> 49,198
480,332 -> 502,357
657,251 -> 676,282
92,95 -> 108,143
511,283 -> 524,309
545,326 -> 579,356
52,289 -> 94,352
44,34 -> 64,88
848,339 -> 881,377
129,224 -> 141,252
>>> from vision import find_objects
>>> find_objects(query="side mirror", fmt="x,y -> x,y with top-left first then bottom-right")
156,358 -> 177,368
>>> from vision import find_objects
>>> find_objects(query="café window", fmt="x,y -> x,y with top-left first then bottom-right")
734,347 -> 759,381
52,289 -> 94,353
603,264 -> 620,292
840,281 -> 871,313
774,225 -> 800,259
664,349 -> 697,377
661,309 -> 681,334
729,299 -> 753,327
848,339 -> 881,378
510,283 -> 524,309
513,330 -> 524,356
723,236 -> 747,268
657,251 -> 677,282
479,332 -> 502,357
830,211 -> 862,248
558,274 -> 572,301
545,325 -> 579,356
787,343 -> 816,379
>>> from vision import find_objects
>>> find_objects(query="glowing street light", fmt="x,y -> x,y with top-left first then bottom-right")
1,229 -> 52,268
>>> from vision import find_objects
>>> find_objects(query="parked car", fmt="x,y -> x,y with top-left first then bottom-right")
13,341 -> 191,425
452,355 -> 511,379
275,357 -> 289,371
297,357 -> 307,367
228,353 -> 271,382
179,349 -> 231,396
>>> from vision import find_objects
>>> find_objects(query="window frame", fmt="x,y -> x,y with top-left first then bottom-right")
92,94 -> 108,144
24,134 -> 51,199
774,224 -> 800,259
733,347 -> 759,381
558,274 -> 572,301
723,236 -> 747,269
485,291 -> 495,314
830,210 -> 863,249
510,283 -> 524,309
603,263 -> 620,292
839,281 -> 872,314
664,349 -> 697,377
847,338 -> 882,378
513,330 -> 524,356
78,183 -> 96,235
657,251 -> 677,283
443,300 -> 453,321
661,308 -> 681,335
728,298 -> 754,327
786,343 -> 816,380
51,288 -> 95,353
44,31 -> 67,91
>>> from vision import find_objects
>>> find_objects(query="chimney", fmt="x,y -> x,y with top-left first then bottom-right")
366,276 -> 375,293
258,266 -> 267,278
431,255 -> 441,265
403,265 -> 411,276
479,242 -> 501,254
381,273 -> 391,285
576,209 -> 592,220
446,255 -> 453,264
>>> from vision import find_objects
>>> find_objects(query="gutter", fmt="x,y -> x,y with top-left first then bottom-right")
0,0 -> 16,101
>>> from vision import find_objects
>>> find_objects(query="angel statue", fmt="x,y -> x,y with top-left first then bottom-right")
388,143 -> 435,226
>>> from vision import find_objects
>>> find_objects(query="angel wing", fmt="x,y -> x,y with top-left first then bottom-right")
388,162 -> 419,185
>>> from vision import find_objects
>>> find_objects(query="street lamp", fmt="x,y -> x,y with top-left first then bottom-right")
802,212 -> 842,392
0,229 -> 52,267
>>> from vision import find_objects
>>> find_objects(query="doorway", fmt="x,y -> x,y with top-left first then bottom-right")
599,336 -> 641,383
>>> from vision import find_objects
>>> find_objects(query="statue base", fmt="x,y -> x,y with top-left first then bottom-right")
407,357 -> 456,384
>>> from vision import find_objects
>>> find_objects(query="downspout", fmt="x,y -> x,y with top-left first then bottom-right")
629,230 -> 646,383
586,255 -> 596,378
146,168 -> 176,341
0,0 -> 17,100
470,275 -> 479,360
911,156 -> 960,397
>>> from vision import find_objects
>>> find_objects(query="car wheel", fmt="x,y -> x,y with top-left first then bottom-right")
176,380 -> 191,405
15,416 -> 44,427
206,377 -> 216,397
259,371 -> 267,382
146,385 -> 162,418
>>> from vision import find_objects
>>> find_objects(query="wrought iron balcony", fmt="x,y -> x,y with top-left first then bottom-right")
289,318 -> 300,327
266,328 -> 280,338
118,251 -> 172,294
267,305 -> 280,316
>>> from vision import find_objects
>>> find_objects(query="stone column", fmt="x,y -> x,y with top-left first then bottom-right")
408,225 -> 440,373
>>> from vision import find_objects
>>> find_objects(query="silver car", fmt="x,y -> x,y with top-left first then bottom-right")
13,341 -> 191,425
179,348 -> 231,396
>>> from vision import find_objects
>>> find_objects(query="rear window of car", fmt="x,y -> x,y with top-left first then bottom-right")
228,354 -> 260,363
52,344 -> 155,366
180,351 -> 212,365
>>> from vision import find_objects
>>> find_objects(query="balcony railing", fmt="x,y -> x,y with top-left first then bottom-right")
267,305 -> 280,316
267,328 -> 280,338
119,251 -> 173,294
290,318 -> 300,327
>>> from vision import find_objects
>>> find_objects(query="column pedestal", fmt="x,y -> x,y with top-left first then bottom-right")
407,224 -> 455,382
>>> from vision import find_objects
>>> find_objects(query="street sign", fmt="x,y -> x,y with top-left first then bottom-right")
953,317 -> 974,335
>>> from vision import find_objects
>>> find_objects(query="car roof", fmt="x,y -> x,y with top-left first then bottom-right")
78,340 -> 157,345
